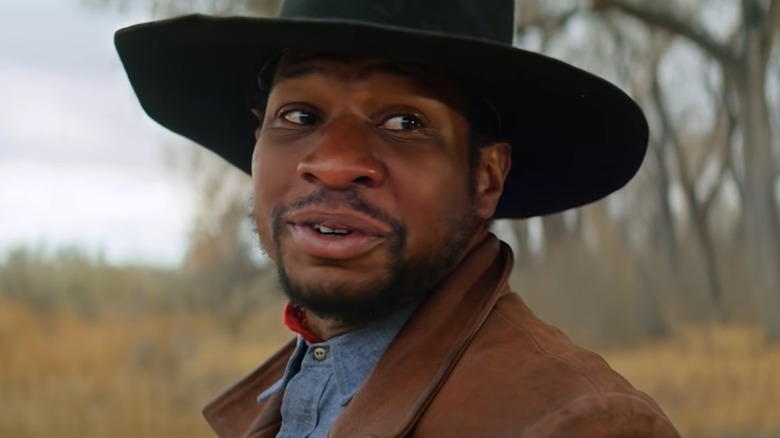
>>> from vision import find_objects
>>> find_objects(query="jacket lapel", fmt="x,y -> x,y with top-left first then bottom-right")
329,236 -> 513,437
242,389 -> 285,438
203,340 -> 296,438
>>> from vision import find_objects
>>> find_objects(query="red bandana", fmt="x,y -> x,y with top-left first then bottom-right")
283,301 -> 324,344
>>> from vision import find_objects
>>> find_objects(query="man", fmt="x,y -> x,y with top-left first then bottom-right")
116,1 -> 681,436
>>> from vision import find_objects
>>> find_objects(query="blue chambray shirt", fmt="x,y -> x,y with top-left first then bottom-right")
258,305 -> 416,438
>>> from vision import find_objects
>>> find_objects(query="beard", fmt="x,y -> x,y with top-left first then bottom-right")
261,188 -> 479,326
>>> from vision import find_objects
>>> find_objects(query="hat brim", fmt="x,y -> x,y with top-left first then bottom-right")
115,14 -> 648,219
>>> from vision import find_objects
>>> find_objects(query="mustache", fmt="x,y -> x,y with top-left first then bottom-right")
271,188 -> 404,233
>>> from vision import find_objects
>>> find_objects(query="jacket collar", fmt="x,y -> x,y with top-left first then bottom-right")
203,341 -> 295,437
203,234 -> 513,438
329,235 -> 512,437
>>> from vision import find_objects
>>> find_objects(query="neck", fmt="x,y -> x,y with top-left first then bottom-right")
304,312 -> 364,340
464,227 -> 490,255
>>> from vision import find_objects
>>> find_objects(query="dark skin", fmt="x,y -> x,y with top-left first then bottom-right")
252,53 -> 511,340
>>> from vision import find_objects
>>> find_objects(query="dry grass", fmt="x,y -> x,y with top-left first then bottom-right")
602,325 -> 780,438
2,300 -> 778,437
0,300 -> 289,438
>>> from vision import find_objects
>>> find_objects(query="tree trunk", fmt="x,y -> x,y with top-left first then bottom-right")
736,21 -> 780,341
651,143 -> 680,268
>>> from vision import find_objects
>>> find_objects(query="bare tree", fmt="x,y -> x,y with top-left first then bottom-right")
593,0 -> 780,340
512,0 -> 780,340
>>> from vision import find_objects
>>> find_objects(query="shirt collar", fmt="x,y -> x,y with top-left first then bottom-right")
258,303 -> 417,404
327,304 -> 416,405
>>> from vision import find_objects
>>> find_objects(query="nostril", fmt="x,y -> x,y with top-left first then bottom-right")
301,172 -> 319,184
353,175 -> 374,185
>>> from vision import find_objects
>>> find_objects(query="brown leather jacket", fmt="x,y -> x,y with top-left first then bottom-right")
203,236 -> 681,437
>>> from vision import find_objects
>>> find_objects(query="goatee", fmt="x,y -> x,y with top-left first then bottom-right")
262,188 -> 478,326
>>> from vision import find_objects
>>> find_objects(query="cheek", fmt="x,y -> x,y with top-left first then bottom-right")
388,155 -> 472,249
251,140 -> 291,262
391,131 -> 472,216
252,136 -> 298,204
251,178 -> 277,262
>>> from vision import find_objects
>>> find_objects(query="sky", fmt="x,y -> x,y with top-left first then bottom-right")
0,0 -> 196,266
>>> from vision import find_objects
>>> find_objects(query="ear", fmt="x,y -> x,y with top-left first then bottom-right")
473,142 -> 511,219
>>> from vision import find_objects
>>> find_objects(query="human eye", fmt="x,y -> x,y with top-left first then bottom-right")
279,108 -> 319,126
380,114 -> 425,131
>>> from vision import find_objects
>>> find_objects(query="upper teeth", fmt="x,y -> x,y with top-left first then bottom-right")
314,224 -> 350,234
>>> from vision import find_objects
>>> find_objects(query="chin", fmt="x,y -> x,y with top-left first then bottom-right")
277,266 -> 409,324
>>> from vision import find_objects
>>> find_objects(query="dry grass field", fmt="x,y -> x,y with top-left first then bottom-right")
602,326 -> 780,438
2,299 -> 779,438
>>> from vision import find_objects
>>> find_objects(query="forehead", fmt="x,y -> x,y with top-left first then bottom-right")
270,51 -> 468,108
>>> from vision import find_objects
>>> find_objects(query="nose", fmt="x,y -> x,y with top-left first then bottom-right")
297,116 -> 385,189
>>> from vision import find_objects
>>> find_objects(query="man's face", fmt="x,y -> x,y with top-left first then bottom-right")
251,53 -> 507,324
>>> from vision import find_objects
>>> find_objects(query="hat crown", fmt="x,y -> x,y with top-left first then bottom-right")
280,0 -> 514,45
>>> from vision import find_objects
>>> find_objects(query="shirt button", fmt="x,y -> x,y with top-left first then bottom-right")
312,346 -> 328,361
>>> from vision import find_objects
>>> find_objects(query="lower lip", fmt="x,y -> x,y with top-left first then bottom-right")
287,224 -> 384,260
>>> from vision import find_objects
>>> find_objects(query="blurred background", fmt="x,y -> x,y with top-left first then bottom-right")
1,0 -> 778,437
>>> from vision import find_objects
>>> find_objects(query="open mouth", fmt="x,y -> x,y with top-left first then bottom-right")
287,221 -> 384,261
283,207 -> 393,260
311,223 -> 353,236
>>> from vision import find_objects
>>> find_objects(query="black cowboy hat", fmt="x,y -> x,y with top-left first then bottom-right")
115,0 -> 648,219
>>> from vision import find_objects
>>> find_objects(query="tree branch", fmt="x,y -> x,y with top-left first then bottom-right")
771,0 -> 780,33
592,0 -> 740,71
762,0 -> 780,61
516,7 -> 580,53
701,118 -> 735,219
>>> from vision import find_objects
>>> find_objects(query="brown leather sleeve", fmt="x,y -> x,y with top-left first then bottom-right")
523,392 -> 681,438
